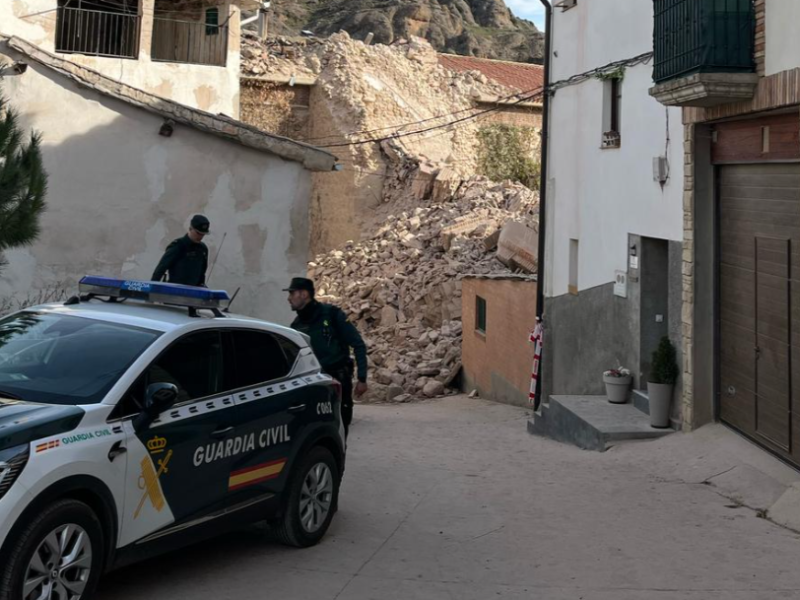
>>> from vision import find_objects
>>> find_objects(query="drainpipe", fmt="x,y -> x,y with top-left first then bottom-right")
533,0 -> 552,412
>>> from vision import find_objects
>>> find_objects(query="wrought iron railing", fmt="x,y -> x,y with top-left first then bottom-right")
653,0 -> 755,84
55,6 -> 140,59
151,17 -> 228,67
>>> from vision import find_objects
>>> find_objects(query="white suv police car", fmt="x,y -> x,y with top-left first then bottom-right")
0,277 -> 345,600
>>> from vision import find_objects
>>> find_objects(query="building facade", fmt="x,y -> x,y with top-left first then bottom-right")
650,0 -> 800,466
541,0 -> 685,423
2,0 -> 246,116
0,32 -> 335,323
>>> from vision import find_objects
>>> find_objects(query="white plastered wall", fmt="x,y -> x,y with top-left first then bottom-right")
0,52 -> 311,324
764,0 -> 800,77
544,0 -> 684,298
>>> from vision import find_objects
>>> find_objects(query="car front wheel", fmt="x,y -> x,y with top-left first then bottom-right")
274,446 -> 340,548
0,499 -> 105,600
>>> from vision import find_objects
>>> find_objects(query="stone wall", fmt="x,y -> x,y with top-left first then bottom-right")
240,80 -> 312,140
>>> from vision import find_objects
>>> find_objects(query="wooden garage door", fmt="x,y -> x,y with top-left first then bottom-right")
719,164 -> 800,465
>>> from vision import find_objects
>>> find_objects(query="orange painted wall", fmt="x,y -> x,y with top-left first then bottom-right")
461,278 -> 538,407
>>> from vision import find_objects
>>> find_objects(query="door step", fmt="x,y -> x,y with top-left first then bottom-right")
528,395 -> 673,452
632,389 -> 650,415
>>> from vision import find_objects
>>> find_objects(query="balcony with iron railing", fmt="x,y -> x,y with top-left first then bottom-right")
649,0 -> 759,108
55,6 -> 140,59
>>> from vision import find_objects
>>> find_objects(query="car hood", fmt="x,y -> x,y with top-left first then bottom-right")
0,398 -> 84,451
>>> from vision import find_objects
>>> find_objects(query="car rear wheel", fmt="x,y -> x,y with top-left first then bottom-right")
0,499 -> 104,600
273,446 -> 339,548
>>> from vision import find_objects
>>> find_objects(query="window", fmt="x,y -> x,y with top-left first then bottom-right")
275,335 -> 300,368
55,0 -> 140,59
0,312 -> 159,406
475,296 -> 487,334
602,77 -> 622,148
569,239 -> 579,295
205,8 -> 220,35
231,331 -> 293,389
146,331 -> 224,404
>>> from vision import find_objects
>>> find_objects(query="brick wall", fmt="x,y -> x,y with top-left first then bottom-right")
681,123 -> 695,431
462,277 -> 537,407
755,0 -> 766,76
478,104 -> 543,130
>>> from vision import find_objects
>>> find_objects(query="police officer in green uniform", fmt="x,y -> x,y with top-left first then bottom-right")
286,278 -> 368,435
151,215 -> 210,287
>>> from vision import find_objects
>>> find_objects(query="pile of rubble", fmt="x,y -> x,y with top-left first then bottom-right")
308,175 -> 539,402
241,32 -> 512,175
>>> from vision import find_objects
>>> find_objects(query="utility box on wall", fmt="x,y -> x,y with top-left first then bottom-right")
461,274 -> 538,407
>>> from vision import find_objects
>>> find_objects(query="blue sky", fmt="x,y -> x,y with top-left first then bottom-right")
506,0 -> 546,30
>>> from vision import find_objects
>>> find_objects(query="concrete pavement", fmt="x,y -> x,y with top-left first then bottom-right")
99,397 -> 800,600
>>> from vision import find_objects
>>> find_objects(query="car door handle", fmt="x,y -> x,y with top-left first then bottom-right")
108,441 -> 126,462
287,404 -> 306,413
211,426 -> 235,439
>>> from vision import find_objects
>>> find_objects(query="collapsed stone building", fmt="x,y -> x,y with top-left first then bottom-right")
239,33 -> 542,400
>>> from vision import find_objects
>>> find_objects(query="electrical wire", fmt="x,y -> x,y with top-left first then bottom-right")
310,52 -> 654,150
297,87 -> 542,144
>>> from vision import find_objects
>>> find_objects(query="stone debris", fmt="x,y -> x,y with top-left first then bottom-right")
309,175 -> 538,401
241,32 -> 541,402
241,32 -> 514,177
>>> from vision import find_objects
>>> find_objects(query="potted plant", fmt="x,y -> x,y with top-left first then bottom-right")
648,337 -> 679,428
603,365 -> 631,404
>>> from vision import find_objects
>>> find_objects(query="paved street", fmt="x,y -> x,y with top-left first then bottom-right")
100,397 -> 800,600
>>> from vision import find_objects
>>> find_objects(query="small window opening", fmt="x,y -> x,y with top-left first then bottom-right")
476,296 -> 487,334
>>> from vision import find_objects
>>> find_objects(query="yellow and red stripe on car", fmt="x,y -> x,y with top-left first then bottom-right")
228,458 -> 287,491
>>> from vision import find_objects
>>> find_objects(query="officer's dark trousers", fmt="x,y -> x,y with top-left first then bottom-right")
327,366 -> 353,436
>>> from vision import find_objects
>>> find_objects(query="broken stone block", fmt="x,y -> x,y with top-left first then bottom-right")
497,220 -> 539,274
423,380 -> 445,397
380,305 -> 398,327
386,385 -> 405,402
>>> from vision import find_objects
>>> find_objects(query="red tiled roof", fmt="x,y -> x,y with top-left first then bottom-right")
438,54 -> 544,94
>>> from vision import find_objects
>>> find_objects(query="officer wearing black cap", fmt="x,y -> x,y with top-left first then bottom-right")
286,277 -> 368,435
151,215 -> 210,287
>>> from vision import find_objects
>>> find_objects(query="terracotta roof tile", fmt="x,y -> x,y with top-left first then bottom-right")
438,54 -> 544,94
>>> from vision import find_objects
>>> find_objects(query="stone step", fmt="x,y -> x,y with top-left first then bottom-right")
527,395 -> 674,452
632,389 -> 650,415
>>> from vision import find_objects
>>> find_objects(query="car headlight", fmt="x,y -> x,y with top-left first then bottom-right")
0,444 -> 29,500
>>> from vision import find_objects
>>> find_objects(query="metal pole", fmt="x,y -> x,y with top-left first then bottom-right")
206,231 -> 227,286
533,0 -> 552,412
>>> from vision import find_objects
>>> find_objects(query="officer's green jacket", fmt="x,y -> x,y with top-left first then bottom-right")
151,235 -> 209,287
291,301 -> 368,382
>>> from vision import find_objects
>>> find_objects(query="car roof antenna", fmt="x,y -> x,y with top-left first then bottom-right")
223,287 -> 241,314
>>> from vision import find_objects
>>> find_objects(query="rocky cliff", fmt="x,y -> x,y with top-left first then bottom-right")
268,0 -> 543,64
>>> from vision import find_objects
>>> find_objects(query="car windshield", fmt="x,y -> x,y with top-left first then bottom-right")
0,311 -> 160,406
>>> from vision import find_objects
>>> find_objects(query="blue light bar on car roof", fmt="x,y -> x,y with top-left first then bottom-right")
79,276 -> 230,309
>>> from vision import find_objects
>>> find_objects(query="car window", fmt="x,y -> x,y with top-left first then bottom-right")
0,311 -> 159,405
231,330 -> 292,389
146,330 -> 223,404
275,334 -> 300,368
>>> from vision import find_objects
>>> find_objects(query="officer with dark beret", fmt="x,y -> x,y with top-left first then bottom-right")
286,277 -> 368,435
152,215 -> 210,287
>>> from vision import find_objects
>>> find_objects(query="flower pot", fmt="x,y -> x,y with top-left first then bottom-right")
603,374 -> 631,404
647,382 -> 673,428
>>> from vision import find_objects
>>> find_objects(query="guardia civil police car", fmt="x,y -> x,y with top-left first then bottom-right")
0,277 -> 345,600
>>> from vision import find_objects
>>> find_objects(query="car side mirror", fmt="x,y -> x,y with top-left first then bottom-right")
133,383 -> 178,433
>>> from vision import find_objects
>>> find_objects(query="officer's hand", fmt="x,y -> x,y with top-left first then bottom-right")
355,382 -> 368,397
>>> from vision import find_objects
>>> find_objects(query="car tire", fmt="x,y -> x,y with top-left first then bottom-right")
0,499 -> 105,600
274,446 -> 340,548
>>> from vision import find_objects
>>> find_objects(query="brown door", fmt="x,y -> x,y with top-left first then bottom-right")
719,163 -> 800,465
